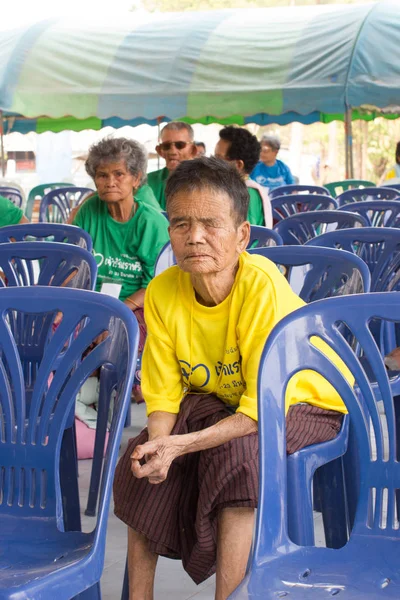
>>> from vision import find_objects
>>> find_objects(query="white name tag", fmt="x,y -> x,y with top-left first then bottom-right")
100,282 -> 122,299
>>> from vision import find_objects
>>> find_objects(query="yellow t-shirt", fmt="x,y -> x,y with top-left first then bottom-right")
142,252 -> 351,421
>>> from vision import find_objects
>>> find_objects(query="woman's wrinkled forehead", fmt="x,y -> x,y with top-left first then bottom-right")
167,185 -> 236,217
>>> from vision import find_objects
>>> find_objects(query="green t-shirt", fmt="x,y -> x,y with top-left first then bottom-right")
247,187 -> 265,226
0,195 -> 23,226
147,167 -> 169,210
135,184 -> 163,211
73,194 -> 170,300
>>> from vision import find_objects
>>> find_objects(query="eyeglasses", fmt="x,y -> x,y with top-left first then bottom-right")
157,141 -> 193,151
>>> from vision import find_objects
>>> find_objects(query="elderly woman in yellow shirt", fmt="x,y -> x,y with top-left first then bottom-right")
113,157 -> 352,600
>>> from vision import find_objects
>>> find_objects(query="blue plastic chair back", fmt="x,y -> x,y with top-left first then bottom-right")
0,286 -> 138,598
386,183 -> 400,194
0,241 -> 97,291
155,226 -> 283,276
0,186 -> 24,208
271,194 -> 337,222
39,187 -> 93,223
341,200 -> 400,228
231,293 -> 400,599
248,245 -> 370,301
337,186 -> 399,207
306,226 -> 400,293
248,225 -> 283,248
273,209 -> 367,245
26,183 -> 75,221
0,223 -> 93,251
268,184 -> 330,199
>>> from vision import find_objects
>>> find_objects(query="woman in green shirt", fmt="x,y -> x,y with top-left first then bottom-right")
73,137 -> 169,310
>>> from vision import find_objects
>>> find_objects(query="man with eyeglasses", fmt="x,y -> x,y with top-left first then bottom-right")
147,122 -> 198,210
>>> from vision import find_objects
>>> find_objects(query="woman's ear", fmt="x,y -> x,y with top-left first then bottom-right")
237,220 -> 250,253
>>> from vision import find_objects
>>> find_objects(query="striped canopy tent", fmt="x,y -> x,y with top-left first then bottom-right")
0,0 -> 400,175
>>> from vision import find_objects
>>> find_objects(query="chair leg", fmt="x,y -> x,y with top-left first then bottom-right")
394,396 -> 400,516
286,453 -> 315,546
60,425 -> 81,531
85,382 -> 110,517
73,582 -> 101,599
314,457 -> 348,549
121,557 -> 129,600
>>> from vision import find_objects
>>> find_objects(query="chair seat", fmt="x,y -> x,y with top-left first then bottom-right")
231,537 -> 400,598
0,529 -> 95,598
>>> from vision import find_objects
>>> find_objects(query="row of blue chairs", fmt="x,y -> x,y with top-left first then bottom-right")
0,221 -> 140,597
0,185 -> 93,222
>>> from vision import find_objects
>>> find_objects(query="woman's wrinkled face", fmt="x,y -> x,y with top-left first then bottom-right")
94,160 -> 141,203
168,188 -> 250,274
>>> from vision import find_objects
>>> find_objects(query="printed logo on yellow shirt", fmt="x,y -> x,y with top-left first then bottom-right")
179,360 -> 210,388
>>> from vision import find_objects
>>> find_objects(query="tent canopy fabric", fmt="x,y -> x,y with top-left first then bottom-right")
0,1 -> 399,133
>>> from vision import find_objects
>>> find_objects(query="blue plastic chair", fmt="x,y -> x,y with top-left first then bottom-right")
0,241 -> 97,532
0,222 -> 93,251
271,194 -> 338,223
268,184 -> 330,199
248,246 -> 370,301
25,183 -> 75,221
306,227 -> 400,293
39,187 -> 93,223
155,226 -> 283,276
0,241 -> 97,291
0,186 -> 24,208
337,186 -> 399,207
273,209 -> 367,245
230,293 -> 400,600
247,225 -> 283,248
248,246 -> 369,548
0,286 -> 138,600
341,200 -> 400,228
386,183 -> 400,194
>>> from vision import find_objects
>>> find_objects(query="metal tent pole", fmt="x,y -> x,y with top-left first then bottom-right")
344,106 -> 354,179
0,111 -> 5,177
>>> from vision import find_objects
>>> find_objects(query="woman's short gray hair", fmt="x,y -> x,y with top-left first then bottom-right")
261,134 -> 281,152
85,137 -> 148,185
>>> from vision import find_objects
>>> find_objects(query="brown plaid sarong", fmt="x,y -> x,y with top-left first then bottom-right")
113,394 -> 342,584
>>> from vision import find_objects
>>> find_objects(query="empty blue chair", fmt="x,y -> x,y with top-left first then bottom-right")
337,186 -> 399,207
0,241 -> 97,291
306,226 -> 400,293
386,183 -> 400,194
0,186 -> 24,207
248,245 -> 370,302
249,245 -> 369,548
268,184 -> 330,199
247,225 -> 283,248
26,182 -> 75,221
341,200 -> 400,228
230,293 -> 400,600
0,286 -> 138,600
274,209 -> 367,245
39,187 -> 93,223
0,222 -> 93,251
271,194 -> 337,223
0,241 -> 97,532
155,226 -> 283,276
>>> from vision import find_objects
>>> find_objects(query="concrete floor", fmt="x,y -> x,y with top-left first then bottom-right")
78,403 -> 326,600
